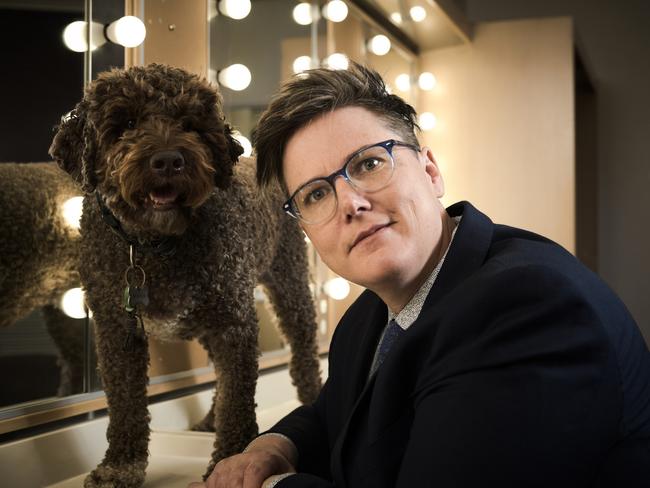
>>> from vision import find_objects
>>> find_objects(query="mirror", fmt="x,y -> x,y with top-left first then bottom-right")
0,0 -> 417,432
0,0 -> 88,410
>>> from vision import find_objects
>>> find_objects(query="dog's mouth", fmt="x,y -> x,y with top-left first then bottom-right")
147,185 -> 181,211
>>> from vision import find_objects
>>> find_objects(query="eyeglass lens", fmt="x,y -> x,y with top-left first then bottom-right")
293,144 -> 395,224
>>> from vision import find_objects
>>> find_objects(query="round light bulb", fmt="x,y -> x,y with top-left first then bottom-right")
61,288 -> 87,319
419,112 -> 437,130
218,63 -> 252,91
218,0 -> 251,20
62,21 -> 106,52
62,196 -> 84,230
390,12 -> 402,24
418,72 -> 437,91
293,2 -> 313,25
105,16 -> 146,48
323,277 -> 350,300
322,0 -> 348,22
233,132 -> 252,157
410,6 -> 427,22
292,55 -> 313,74
367,34 -> 391,56
395,73 -> 411,92
325,52 -> 349,70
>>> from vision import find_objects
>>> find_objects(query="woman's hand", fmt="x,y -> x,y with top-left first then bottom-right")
188,434 -> 297,488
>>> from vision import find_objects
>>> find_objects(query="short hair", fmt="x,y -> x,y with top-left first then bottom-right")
252,62 -> 420,190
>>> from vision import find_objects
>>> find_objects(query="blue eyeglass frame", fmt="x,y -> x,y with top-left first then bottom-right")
282,139 -> 420,220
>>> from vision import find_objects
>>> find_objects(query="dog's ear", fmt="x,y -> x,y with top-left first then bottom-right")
49,102 -> 98,193
225,123 -> 245,165
206,122 -> 244,190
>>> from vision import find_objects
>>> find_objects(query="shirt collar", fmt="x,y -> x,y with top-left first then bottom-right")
389,215 -> 461,329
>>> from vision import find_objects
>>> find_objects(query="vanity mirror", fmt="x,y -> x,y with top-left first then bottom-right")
0,0 -> 421,436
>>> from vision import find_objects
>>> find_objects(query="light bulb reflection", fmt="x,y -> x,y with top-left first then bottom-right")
325,53 -> 349,70
218,0 -> 251,20
323,277 -> 350,300
368,34 -> 391,56
293,55 -> 313,74
322,0 -> 348,22
61,288 -> 87,319
395,73 -> 411,92
293,2 -> 313,25
419,112 -> 437,130
418,72 -> 437,91
233,132 -> 252,157
218,64 -> 252,91
410,6 -> 427,22
62,196 -> 84,230
105,16 -> 146,47
62,21 -> 105,52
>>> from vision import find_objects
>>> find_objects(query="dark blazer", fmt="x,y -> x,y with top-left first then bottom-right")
271,202 -> 650,487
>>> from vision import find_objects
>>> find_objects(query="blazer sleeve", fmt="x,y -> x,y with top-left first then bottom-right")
267,377 -> 333,480
393,264 -> 621,487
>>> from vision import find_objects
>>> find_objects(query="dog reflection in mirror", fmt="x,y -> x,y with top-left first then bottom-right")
49,63 -> 321,488
0,162 -> 84,397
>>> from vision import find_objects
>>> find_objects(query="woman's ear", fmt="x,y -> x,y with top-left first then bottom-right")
421,146 -> 445,198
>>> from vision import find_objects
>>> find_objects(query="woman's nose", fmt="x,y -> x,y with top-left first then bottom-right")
334,177 -> 371,219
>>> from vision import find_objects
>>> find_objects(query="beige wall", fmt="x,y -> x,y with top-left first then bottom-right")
420,17 -> 575,252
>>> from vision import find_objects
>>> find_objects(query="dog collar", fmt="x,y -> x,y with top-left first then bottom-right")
94,191 -> 178,257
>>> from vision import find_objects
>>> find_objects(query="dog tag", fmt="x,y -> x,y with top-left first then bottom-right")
123,285 -> 149,311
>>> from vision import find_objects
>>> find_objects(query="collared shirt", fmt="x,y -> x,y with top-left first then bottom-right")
369,216 -> 461,376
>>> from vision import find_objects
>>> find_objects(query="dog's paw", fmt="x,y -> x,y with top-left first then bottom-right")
84,461 -> 147,488
191,412 -> 216,432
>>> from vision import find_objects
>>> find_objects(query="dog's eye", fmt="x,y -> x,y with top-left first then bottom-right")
126,119 -> 136,130
182,120 -> 193,132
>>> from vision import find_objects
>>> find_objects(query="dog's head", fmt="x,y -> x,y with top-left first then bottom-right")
49,63 -> 243,236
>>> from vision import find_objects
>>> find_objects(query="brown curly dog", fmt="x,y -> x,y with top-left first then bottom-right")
49,63 -> 322,487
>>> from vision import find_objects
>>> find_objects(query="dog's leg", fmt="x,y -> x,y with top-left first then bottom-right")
84,309 -> 150,488
198,303 -> 260,479
191,343 -> 217,433
42,305 -> 85,396
262,225 -> 322,405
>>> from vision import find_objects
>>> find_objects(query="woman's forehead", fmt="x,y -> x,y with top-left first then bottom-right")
282,107 -> 396,189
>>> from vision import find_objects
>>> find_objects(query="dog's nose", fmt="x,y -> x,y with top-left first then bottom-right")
150,150 -> 185,175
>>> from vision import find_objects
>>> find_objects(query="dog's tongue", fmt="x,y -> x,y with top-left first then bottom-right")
149,188 -> 179,206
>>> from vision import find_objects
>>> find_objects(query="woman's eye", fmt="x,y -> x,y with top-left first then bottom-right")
359,158 -> 382,172
302,184 -> 331,206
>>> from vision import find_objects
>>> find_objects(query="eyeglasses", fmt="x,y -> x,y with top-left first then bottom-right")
283,139 -> 420,225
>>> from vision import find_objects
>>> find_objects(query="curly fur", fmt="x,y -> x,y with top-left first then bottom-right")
49,64 -> 321,487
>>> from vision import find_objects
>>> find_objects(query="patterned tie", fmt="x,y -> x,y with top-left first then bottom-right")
372,319 -> 405,374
